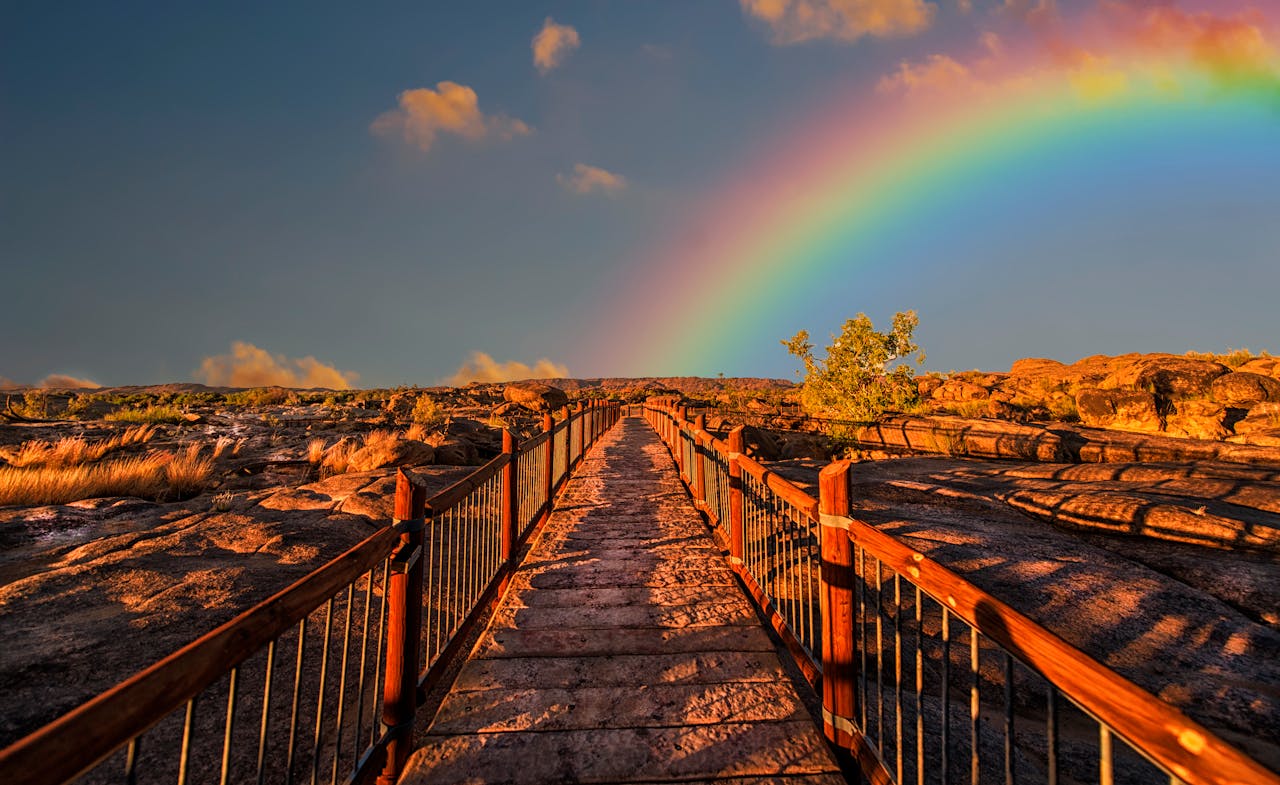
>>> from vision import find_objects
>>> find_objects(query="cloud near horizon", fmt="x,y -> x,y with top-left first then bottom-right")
741,0 -> 936,44
557,163 -> 628,195
533,18 -> 580,73
448,352 -> 569,385
40,374 -> 102,389
195,342 -> 357,389
370,82 -> 531,153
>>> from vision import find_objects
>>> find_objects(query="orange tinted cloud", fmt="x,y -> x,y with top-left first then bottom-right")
196,342 -> 356,389
40,374 -> 101,389
878,54 -> 972,94
370,82 -> 531,153
448,352 -> 569,385
1115,5 -> 1277,77
741,0 -> 935,44
557,163 -> 628,195
533,18 -> 580,74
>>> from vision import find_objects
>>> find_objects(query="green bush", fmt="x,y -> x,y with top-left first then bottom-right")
104,405 -> 186,424
783,311 -> 924,422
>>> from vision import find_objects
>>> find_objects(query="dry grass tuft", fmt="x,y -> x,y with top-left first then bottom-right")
321,440 -> 358,477
0,425 -> 157,469
403,423 -> 428,442
362,429 -> 399,449
307,438 -> 327,464
0,445 -> 214,506
104,405 -> 185,424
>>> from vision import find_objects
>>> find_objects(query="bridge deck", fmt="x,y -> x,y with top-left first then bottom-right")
399,416 -> 843,784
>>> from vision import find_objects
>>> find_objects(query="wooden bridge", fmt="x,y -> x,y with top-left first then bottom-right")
1,402 -> 1276,785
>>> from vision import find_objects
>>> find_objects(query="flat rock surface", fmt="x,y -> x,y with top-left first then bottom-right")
400,417 -> 842,785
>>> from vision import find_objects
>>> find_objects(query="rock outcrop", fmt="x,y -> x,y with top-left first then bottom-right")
502,382 -> 569,412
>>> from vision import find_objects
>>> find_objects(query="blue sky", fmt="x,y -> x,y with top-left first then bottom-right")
3,1 -> 1278,387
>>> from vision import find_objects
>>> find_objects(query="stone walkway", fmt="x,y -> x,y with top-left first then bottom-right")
399,416 -> 844,784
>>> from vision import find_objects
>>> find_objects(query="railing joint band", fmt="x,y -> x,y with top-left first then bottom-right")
391,516 -> 425,534
823,707 -> 857,736
819,512 -> 852,531
390,545 -> 422,573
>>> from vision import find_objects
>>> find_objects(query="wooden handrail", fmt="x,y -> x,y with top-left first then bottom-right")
422,453 -> 509,512
0,525 -> 400,785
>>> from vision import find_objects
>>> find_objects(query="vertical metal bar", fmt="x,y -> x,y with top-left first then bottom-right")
1004,653 -> 1015,785
859,546 -> 868,732
876,558 -> 884,745
310,598 -> 335,785
1047,686 -> 1058,785
371,563 -> 389,747
354,571 -> 374,753
916,587 -> 924,785
220,666 -> 240,785
971,627 -> 981,785
942,608 -> 951,785
256,640 -> 276,785
332,584 -> 355,785
286,618 -> 308,785
1100,727 -> 1114,785
895,573 -> 904,784
124,737 -> 140,785
178,697 -> 198,785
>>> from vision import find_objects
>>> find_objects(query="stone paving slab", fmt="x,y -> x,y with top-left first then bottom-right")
400,416 -> 843,784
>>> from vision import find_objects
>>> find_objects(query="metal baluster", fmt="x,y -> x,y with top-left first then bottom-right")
331,584 -> 356,784
178,697 -> 198,785
971,627 -> 981,785
370,564 -> 389,747
353,571 -> 374,765
310,599 -> 335,785
257,640 -> 277,785
942,608 -> 951,785
286,619 -> 307,785
916,588 -> 924,785
124,737 -> 141,785
1004,653 -> 1015,785
876,559 -> 884,746
1100,727 -> 1114,785
859,546 -> 868,732
895,573 -> 904,784
1047,686 -> 1058,785
220,666 -> 240,785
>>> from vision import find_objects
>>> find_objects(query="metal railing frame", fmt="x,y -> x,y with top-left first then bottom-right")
642,399 -> 1278,785
0,401 -> 621,785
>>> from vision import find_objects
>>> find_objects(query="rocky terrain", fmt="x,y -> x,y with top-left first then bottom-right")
2,354 -> 1278,770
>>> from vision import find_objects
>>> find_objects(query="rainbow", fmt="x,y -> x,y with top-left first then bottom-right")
582,10 -> 1280,376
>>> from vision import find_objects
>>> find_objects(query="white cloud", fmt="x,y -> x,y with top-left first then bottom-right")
556,163 -> 628,195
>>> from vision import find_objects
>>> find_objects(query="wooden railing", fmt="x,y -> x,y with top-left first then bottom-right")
643,399 -> 1279,785
0,400 -> 621,785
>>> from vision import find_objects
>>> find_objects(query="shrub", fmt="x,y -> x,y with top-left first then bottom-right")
783,311 -> 924,422
104,405 -> 185,424
411,395 -> 445,427
226,387 -> 290,407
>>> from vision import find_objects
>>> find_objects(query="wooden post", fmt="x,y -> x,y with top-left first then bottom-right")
379,469 -> 426,785
575,402 -> 585,463
501,429 -> 518,566
693,414 -> 707,504
819,460 -> 858,751
542,412 -> 554,520
728,426 -> 745,568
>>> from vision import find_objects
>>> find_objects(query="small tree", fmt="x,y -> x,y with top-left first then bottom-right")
783,311 -> 924,421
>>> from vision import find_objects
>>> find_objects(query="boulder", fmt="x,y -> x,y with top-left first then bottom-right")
1009,358 -> 1066,378
1210,372 -> 1280,406
346,439 -> 434,473
1101,356 -> 1228,399
1075,388 -> 1160,432
1234,402 -> 1280,435
432,437 -> 479,466
1237,357 -> 1280,379
932,379 -> 990,402
1163,399 -> 1228,441
915,376 -> 944,398
502,382 -> 568,412
1226,429 -> 1280,447
740,426 -> 780,461
778,434 -> 830,460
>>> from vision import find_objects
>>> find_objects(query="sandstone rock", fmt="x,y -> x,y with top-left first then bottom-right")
932,379 -> 990,402
1238,357 -> 1280,379
432,437 -> 479,466
1164,399 -> 1228,441
1075,388 -> 1160,432
491,402 -> 518,417
502,382 -> 568,412
1211,372 -> 1280,406
741,426 -> 780,461
1101,356 -> 1228,399
1234,402 -> 1280,435
745,398 -> 777,413
1227,430 -> 1280,447
778,434 -> 829,460
915,376 -> 944,398
346,439 -> 434,472
1009,358 -> 1066,377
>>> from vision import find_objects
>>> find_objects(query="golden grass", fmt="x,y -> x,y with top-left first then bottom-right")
321,440 -> 358,477
403,423 -> 428,442
0,445 -> 214,506
362,429 -> 399,449
211,436 -> 246,460
0,425 -> 157,469
307,438 -> 326,464
104,405 -> 186,424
